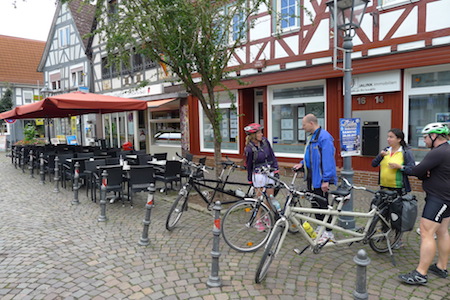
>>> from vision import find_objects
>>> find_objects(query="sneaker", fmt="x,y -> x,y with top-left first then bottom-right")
318,230 -> 334,244
398,270 -> 428,285
428,264 -> 448,279
254,220 -> 266,232
262,215 -> 271,226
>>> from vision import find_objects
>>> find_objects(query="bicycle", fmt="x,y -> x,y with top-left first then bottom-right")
165,155 -> 254,231
221,168 -> 304,252
255,176 -> 403,283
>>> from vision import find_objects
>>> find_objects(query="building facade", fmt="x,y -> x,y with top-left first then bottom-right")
38,0 -> 97,145
89,0 -> 188,157
0,35 -> 45,145
185,0 -> 450,188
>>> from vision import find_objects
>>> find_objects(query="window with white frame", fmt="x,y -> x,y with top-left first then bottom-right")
232,8 -> 245,41
200,91 -> 239,152
405,65 -> 450,161
71,68 -> 84,87
277,0 -> 300,31
1,122 -> 9,135
23,91 -> 33,104
269,81 -> 325,156
58,26 -> 70,48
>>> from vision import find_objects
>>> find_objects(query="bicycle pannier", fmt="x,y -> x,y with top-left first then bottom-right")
389,194 -> 418,232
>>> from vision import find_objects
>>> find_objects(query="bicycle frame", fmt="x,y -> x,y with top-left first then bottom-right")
181,158 -> 254,207
268,189 -> 395,257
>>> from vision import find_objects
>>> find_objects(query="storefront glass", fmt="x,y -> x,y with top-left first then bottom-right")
150,109 -> 181,145
407,66 -> 450,161
269,82 -> 325,156
200,91 -> 238,152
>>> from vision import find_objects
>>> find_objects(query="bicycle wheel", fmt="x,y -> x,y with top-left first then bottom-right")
255,224 -> 284,283
222,200 -> 274,252
165,188 -> 189,231
368,215 -> 402,253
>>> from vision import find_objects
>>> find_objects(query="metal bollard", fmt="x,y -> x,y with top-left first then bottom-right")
138,183 -> 156,246
53,156 -> 60,193
21,148 -> 25,173
71,162 -> 80,205
353,249 -> 371,300
98,170 -> 108,222
206,201 -> 222,288
39,153 -> 45,184
29,149 -> 34,178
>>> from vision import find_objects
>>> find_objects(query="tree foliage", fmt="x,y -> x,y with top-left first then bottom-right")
90,0 -> 270,170
0,86 -> 13,113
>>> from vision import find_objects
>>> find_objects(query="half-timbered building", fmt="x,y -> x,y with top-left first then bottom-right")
38,0 -> 96,145
185,0 -> 450,188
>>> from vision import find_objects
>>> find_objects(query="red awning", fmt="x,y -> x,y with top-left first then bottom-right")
146,98 -> 177,108
0,91 -> 148,119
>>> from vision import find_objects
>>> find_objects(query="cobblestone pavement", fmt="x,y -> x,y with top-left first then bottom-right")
0,154 -> 448,300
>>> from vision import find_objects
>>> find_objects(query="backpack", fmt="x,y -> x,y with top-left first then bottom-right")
389,194 -> 418,232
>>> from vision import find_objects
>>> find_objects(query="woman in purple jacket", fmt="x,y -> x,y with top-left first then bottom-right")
244,123 -> 279,231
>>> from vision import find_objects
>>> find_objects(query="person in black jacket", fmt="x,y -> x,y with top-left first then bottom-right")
390,123 -> 450,285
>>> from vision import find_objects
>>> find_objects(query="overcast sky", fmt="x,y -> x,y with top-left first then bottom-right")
0,0 -> 57,41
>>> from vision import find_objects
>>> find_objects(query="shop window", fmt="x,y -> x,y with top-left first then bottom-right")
269,83 -> 325,156
408,93 -> 450,161
407,68 -> 450,161
200,92 -> 238,153
150,109 -> 181,145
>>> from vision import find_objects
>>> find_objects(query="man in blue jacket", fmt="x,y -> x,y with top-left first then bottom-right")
294,113 -> 338,243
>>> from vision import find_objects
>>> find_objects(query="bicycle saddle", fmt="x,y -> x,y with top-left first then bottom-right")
330,189 -> 351,197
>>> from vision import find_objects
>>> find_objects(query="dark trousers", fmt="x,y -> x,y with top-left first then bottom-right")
307,169 -> 331,230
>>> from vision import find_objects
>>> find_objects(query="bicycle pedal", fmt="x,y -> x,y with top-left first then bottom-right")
293,248 -> 302,255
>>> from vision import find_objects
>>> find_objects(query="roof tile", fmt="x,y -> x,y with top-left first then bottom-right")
0,35 -> 45,85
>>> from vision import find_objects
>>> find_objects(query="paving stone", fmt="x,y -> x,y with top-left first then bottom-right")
0,154 -> 446,299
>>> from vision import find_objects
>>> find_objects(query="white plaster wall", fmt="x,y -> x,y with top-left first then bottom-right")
249,15 -> 271,42
304,19 -> 329,54
392,7 -> 417,38
379,9 -> 403,40
427,0 -> 450,31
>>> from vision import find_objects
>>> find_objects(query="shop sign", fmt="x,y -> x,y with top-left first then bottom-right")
106,84 -> 164,98
351,70 -> 400,95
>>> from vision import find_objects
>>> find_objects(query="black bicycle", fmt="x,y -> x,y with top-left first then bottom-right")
165,155 -> 254,231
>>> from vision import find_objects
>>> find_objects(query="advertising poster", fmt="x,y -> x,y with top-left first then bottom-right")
339,118 -> 361,157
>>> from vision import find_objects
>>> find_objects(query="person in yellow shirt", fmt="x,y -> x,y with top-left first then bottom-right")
372,128 -> 416,249
372,128 -> 415,193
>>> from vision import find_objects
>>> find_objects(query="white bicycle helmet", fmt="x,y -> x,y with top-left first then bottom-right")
421,122 -> 450,136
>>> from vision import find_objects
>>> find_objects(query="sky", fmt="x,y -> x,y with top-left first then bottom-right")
0,0 -> 58,41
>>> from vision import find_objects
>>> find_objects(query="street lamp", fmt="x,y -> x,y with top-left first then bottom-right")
326,0 -> 369,229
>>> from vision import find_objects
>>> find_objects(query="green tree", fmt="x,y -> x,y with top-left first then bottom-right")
0,86 -> 13,134
89,0 -> 271,173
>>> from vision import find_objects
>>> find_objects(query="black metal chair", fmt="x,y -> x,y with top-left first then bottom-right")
137,154 -> 153,165
92,165 -> 124,204
153,152 -> 167,161
84,159 -> 106,200
154,160 -> 181,194
127,165 -> 155,206
62,157 -> 87,190
106,157 -> 120,165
